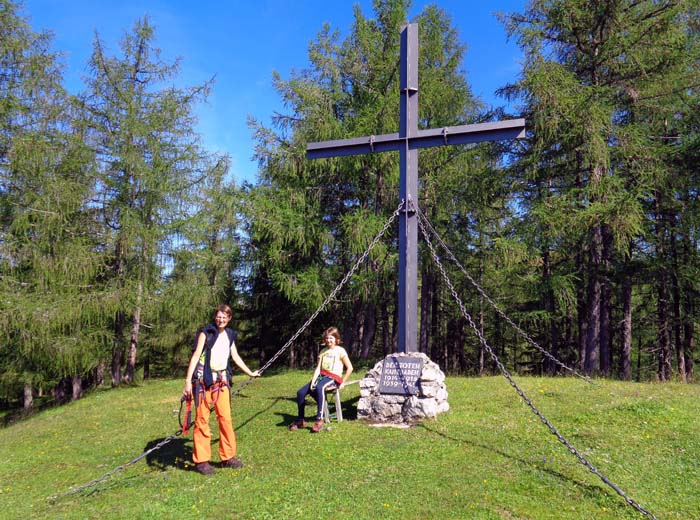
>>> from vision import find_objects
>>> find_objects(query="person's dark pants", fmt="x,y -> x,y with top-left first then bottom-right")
295,376 -> 335,421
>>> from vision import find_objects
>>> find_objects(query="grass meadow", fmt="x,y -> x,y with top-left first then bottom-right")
0,372 -> 698,519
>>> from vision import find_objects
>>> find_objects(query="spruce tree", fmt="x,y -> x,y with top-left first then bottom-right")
244,0 -> 492,365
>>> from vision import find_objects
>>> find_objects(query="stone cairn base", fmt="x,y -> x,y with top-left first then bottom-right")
357,352 -> 449,424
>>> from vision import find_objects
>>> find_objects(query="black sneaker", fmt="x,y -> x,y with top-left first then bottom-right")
221,457 -> 244,469
195,462 -> 216,475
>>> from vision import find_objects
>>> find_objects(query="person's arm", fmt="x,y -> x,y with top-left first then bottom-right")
339,354 -> 353,389
183,332 -> 206,398
309,355 -> 322,389
230,341 -> 260,378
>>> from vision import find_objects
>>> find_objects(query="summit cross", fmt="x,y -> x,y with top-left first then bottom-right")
306,23 -> 525,353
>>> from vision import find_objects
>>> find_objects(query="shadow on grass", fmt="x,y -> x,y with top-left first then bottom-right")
145,436 -> 192,471
143,396 -> 286,471
236,396 -> 285,431
272,394 -> 360,427
416,422 -> 628,510
1,396 -> 72,427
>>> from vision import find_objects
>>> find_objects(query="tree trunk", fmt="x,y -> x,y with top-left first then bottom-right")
53,377 -> 70,403
542,248 -> 559,375
655,195 -> 672,381
620,274 -> 633,380
576,248 -> 587,371
23,383 -> 33,411
456,317 -> 468,374
599,225 -> 613,376
94,362 -> 105,386
584,224 -> 602,375
288,342 -> 297,369
143,354 -> 150,380
112,310 -> 125,387
360,303 -> 377,360
636,335 -> 642,382
682,226 -> 695,382
494,306 -> 503,371
683,322 -> 694,382
478,297 -> 485,375
125,303 -> 141,384
382,287 -> 392,357
431,274 -> 440,365
671,278 -> 685,383
111,236 -> 127,386
564,312 -> 573,368
343,300 -> 362,357
669,222 -> 686,383
657,280 -> 672,381
71,375 -> 82,401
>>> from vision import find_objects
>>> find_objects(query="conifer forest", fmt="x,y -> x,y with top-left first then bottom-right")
2,0 -> 699,409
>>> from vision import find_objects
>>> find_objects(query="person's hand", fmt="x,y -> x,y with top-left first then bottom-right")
183,380 -> 193,400
250,370 -> 261,378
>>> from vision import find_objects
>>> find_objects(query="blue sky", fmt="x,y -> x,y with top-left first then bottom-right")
22,0 -> 526,185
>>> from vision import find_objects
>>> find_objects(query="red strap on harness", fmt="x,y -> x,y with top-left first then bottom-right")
209,376 -> 228,406
195,373 -> 229,410
182,396 -> 193,435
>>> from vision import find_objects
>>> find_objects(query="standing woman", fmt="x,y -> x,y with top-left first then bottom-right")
183,304 -> 260,475
289,326 -> 353,433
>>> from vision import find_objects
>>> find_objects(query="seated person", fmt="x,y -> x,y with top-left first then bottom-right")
289,326 -> 353,433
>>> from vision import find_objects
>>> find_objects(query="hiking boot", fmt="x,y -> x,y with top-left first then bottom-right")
288,419 -> 306,431
195,462 -> 216,475
221,457 -> 244,469
311,419 -> 324,433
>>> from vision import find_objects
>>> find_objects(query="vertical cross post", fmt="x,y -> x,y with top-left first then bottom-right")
307,23 -> 525,354
399,23 -> 419,353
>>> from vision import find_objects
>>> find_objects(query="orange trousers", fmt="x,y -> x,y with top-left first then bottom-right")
192,383 -> 237,464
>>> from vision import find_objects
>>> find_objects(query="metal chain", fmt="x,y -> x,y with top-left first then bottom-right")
48,429 -> 183,501
229,200 -> 403,397
416,209 -> 656,519
50,201 -> 403,501
413,203 -> 591,383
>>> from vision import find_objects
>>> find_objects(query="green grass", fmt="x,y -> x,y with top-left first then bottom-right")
1,373 -> 698,519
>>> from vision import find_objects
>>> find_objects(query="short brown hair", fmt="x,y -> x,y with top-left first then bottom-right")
213,304 -> 233,320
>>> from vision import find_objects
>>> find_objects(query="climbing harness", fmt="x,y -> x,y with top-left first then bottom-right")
50,200 -> 403,501
414,201 -> 656,519
179,376 -> 228,435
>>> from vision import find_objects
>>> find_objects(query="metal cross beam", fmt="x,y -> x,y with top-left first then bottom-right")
306,23 -> 525,353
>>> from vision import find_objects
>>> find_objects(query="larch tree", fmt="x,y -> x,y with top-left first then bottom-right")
0,0 -> 103,406
500,0 -> 700,378
79,17 -> 214,385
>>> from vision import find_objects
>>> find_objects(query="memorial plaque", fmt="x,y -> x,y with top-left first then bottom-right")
379,356 -> 423,395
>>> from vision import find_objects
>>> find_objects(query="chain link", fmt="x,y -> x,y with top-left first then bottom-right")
413,203 -> 591,383
415,206 -> 656,519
